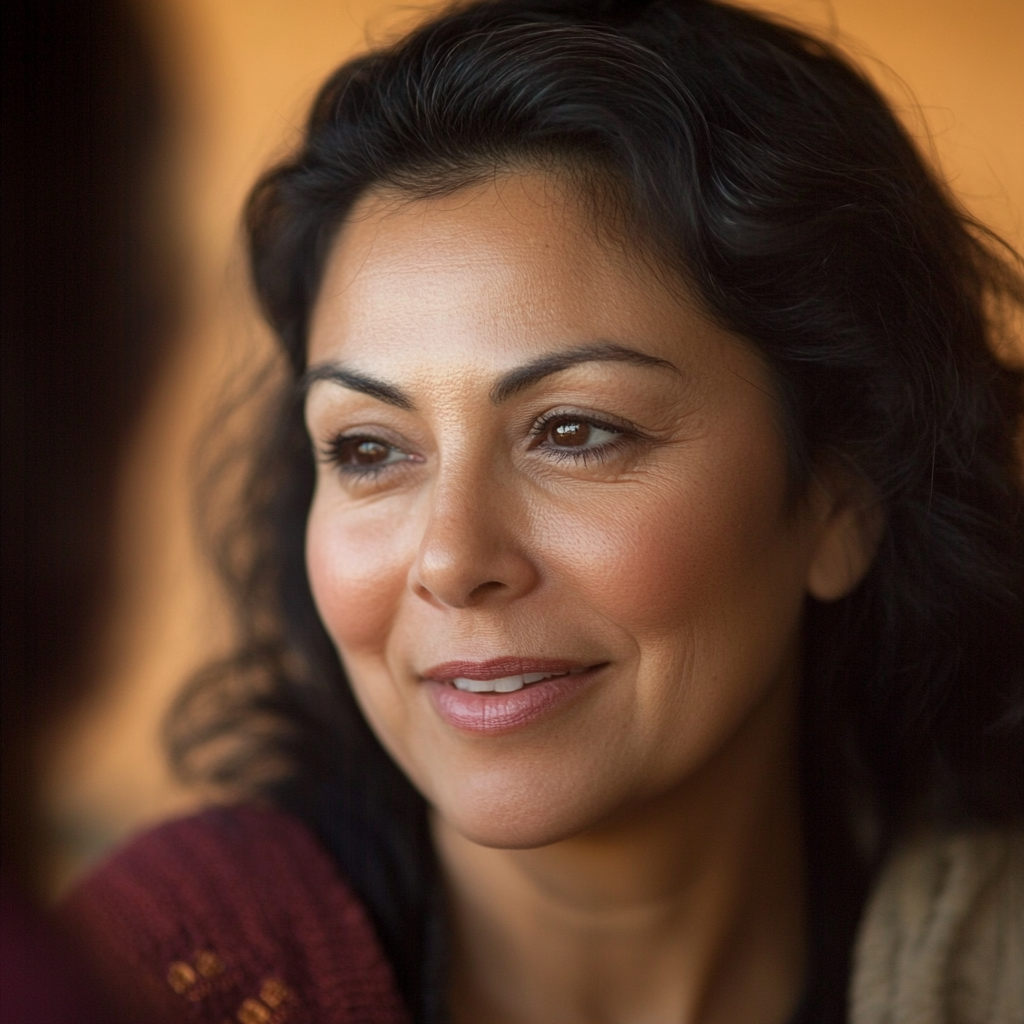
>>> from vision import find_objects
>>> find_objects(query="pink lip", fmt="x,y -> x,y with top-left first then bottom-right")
421,659 -> 606,735
422,657 -> 589,682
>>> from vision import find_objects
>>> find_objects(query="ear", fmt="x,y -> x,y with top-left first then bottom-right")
805,467 -> 884,602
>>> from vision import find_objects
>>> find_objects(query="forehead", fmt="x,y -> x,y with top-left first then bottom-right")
307,171 -> 709,373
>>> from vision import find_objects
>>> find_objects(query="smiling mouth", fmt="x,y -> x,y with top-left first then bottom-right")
422,658 -> 601,694
422,658 -> 607,733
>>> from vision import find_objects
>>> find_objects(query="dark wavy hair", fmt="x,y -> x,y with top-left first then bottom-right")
167,1 -> 1024,1020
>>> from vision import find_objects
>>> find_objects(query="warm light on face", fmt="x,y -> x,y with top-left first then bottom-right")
303,172 -> 844,849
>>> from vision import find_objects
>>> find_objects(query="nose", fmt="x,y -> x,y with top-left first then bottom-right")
410,462 -> 540,609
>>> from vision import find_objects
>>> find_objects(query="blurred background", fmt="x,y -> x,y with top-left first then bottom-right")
41,0 -> 1024,896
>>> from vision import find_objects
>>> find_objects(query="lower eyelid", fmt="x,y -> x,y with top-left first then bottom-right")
541,435 -> 629,462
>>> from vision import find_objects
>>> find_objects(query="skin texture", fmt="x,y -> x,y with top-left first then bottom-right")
304,172 -> 878,1024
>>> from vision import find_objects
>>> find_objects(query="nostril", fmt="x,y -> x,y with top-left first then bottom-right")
410,506 -> 540,607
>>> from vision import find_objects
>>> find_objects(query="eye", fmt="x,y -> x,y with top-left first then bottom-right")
322,435 -> 413,474
540,416 -> 622,450
532,413 -> 627,464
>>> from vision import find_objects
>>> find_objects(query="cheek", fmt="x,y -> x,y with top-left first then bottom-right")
541,432 -> 805,759
305,488 -> 412,655
548,459 -> 795,646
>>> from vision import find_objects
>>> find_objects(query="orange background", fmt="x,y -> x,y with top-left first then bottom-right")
43,0 -> 1024,893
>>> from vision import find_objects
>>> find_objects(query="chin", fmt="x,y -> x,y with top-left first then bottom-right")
427,764 -> 630,849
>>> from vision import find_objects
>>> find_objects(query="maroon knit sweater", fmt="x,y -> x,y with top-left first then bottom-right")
61,804 -> 411,1024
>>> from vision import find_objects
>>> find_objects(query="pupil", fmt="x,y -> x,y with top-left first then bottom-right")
553,421 -> 588,446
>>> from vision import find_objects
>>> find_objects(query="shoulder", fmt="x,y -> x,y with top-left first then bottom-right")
61,803 -> 410,1024
851,828 -> 1024,1024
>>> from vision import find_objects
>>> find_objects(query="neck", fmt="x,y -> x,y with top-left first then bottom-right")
434,679 -> 806,1024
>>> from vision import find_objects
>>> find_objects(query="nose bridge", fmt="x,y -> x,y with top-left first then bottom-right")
411,445 -> 537,608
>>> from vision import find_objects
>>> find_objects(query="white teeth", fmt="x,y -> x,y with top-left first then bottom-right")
453,677 -> 500,692
452,671 -> 569,693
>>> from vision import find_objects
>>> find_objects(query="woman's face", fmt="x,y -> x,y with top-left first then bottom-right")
305,172 -> 848,848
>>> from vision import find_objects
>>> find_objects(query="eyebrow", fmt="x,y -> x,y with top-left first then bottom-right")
488,342 -> 680,403
300,364 -> 415,410
301,342 -> 680,410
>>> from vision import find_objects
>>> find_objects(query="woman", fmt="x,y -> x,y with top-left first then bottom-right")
65,1 -> 1024,1022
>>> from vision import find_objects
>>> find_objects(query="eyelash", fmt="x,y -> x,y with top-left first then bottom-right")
318,434 -> 414,478
318,412 -> 639,478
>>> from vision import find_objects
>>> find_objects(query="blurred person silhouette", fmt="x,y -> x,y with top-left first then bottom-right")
61,1 -> 1023,1023
2,0 -> 172,1020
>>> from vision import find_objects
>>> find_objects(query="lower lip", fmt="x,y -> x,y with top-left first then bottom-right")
424,668 -> 603,735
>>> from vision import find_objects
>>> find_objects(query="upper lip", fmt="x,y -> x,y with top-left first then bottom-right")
421,657 -> 595,682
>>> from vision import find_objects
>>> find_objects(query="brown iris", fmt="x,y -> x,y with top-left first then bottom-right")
549,419 -> 590,447
341,438 -> 392,466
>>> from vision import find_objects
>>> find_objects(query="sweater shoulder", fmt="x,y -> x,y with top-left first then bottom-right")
851,828 -> 1024,1024
61,803 -> 410,1024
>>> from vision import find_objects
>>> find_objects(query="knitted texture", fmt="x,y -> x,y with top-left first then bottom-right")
62,805 -> 1023,1023
850,829 -> 1024,1024
61,804 -> 411,1024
